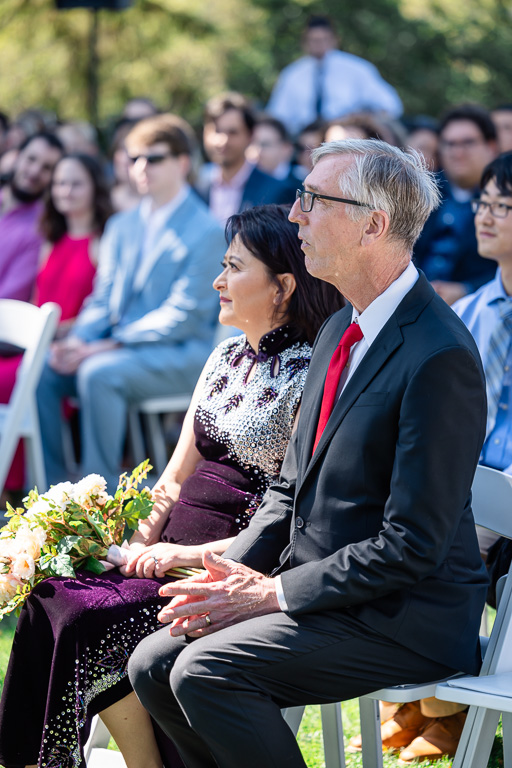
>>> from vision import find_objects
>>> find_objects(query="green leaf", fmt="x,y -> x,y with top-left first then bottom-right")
82,556 -> 106,575
39,554 -> 76,578
56,535 -> 81,555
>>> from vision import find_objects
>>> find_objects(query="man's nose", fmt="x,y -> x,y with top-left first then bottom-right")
289,197 -> 305,223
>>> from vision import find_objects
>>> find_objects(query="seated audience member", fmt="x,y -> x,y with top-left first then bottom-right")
110,118 -> 142,211
56,120 -> 101,158
323,111 -> 408,148
294,119 -> 325,174
356,151 -> 512,766
492,105 -> 512,153
0,153 -> 113,502
36,113 -> 226,492
406,115 -> 440,171
246,115 -> 305,193
123,96 -> 159,120
128,139 -> 487,768
0,132 -> 63,301
196,92 -> 294,224
267,15 -> 402,137
0,204 -> 344,768
414,103 -> 498,304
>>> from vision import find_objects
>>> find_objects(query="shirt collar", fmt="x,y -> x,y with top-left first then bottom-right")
486,268 -> 511,306
139,184 -> 189,225
212,161 -> 254,191
352,261 -> 419,347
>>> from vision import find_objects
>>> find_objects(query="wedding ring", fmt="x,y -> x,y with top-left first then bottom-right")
152,556 -> 159,566
205,614 -> 212,627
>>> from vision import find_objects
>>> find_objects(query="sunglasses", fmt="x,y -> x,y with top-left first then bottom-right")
128,153 -> 174,165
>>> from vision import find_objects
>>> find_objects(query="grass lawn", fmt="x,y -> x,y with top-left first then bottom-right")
0,615 -> 504,768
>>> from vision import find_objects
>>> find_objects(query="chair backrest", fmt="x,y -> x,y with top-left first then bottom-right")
0,300 -> 60,492
472,464 -> 512,540
470,464 -> 512,676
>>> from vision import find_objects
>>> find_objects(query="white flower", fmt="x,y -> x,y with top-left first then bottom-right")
73,474 -> 110,506
11,553 -> 35,581
12,529 -> 42,561
0,573 -> 21,603
41,482 -> 75,512
32,526 -> 47,548
23,499 -> 52,520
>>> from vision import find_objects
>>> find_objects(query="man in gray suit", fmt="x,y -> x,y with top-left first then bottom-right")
129,140 -> 489,768
38,114 -> 225,491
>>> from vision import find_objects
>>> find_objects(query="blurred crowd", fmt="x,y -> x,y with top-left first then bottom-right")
1,13 -> 510,502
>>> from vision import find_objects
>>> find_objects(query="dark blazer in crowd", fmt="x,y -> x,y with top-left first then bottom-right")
413,171 -> 497,293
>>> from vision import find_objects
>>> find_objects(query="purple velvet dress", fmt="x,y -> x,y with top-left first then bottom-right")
0,327 -> 311,768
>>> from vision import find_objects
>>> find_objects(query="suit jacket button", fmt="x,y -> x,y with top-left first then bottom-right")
296,516 -> 304,528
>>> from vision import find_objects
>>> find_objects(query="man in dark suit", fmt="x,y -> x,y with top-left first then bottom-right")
129,139 -> 489,768
196,92 -> 294,224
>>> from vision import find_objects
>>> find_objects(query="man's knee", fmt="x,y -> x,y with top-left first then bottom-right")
128,628 -> 187,705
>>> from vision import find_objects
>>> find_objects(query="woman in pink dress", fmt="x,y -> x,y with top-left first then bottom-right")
0,153 -> 113,499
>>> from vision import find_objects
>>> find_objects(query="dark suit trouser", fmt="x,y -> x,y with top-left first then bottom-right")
128,610 -> 456,768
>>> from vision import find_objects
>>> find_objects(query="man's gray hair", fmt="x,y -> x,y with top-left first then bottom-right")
312,139 -> 441,250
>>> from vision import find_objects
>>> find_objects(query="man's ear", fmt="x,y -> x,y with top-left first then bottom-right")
361,210 -> 389,246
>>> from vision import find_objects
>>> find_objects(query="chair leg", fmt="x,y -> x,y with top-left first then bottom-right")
127,409 -> 146,468
25,404 -> 47,490
281,705 -> 305,737
84,714 -> 111,761
144,412 -> 168,476
451,706 -> 500,768
321,702 -> 346,768
503,712 -> 512,768
359,697 -> 384,768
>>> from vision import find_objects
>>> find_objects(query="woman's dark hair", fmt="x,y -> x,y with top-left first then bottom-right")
40,153 -> 113,243
480,152 -> 512,194
225,204 -> 345,345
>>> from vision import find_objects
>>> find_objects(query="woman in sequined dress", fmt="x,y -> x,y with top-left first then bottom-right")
0,205 -> 344,768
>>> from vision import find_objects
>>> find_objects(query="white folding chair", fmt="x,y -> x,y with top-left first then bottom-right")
316,464 -> 512,768
434,467 -> 512,768
0,300 -> 60,495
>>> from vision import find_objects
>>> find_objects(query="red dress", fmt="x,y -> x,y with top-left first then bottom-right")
0,234 -> 97,489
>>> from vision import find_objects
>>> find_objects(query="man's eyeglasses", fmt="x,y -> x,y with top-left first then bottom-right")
295,189 -> 370,213
471,199 -> 512,219
128,153 -> 174,165
440,138 -> 484,152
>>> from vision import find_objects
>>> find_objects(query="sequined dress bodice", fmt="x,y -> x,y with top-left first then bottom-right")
160,326 -> 311,543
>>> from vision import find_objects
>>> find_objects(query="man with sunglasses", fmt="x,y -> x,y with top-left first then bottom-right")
37,113 -> 225,492
130,140 -> 488,768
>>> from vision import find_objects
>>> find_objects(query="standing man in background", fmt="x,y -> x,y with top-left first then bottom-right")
267,16 -> 402,137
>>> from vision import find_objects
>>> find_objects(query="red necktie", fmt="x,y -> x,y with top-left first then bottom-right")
312,322 -> 363,454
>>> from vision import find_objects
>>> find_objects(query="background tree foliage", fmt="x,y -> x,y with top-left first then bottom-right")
0,0 -> 511,132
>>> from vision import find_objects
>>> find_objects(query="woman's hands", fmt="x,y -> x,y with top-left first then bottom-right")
121,542 -> 201,579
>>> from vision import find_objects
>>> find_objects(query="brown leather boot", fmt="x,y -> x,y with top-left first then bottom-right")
398,710 -> 467,763
347,701 -> 429,752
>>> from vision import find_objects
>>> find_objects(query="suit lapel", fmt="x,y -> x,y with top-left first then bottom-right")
132,194 -> 191,292
110,211 -> 145,323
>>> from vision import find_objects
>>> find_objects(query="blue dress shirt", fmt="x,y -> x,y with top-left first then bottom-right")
453,269 -> 512,473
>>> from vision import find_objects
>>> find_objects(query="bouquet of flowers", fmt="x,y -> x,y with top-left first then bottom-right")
0,461 -> 154,620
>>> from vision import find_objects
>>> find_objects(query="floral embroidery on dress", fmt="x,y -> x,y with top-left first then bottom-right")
222,394 -> 244,413
256,387 -> 278,407
208,375 -> 228,399
285,356 -> 311,380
